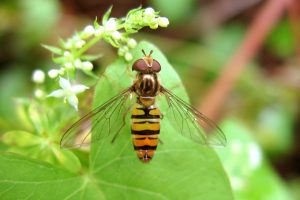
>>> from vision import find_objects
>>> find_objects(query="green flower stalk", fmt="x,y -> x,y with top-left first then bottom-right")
44,6 -> 169,111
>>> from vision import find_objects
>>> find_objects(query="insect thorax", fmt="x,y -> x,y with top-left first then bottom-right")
133,73 -> 160,108
134,73 -> 159,96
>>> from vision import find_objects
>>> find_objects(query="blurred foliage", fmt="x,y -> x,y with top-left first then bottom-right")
266,20 -> 296,58
151,0 -> 196,23
217,119 -> 292,200
0,0 -> 300,199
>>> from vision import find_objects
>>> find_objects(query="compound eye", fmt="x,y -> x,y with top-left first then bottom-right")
152,59 -> 161,72
132,59 -> 148,72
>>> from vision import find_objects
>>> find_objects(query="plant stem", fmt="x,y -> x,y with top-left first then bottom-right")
75,36 -> 102,58
287,0 -> 300,62
198,0 -> 293,120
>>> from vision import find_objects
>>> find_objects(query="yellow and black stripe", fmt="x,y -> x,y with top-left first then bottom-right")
131,103 -> 160,163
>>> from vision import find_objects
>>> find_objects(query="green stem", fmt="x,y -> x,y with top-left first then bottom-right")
75,36 -> 102,58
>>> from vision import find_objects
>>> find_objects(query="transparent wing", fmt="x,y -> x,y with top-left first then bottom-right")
160,86 -> 226,147
60,88 -> 134,149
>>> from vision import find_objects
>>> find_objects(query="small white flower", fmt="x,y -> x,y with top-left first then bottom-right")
63,51 -> 71,57
94,26 -> 104,37
82,25 -> 95,38
127,39 -> 137,48
158,17 -> 169,27
82,61 -> 93,71
125,52 -> 133,61
34,89 -> 44,99
65,40 -> 73,49
64,62 -> 73,69
144,7 -> 155,16
75,40 -> 86,48
48,77 -> 89,111
72,35 -> 81,42
112,31 -> 122,40
118,46 -> 129,56
32,69 -> 45,84
118,48 -> 125,56
105,18 -> 117,32
74,59 -> 82,68
48,69 -> 59,78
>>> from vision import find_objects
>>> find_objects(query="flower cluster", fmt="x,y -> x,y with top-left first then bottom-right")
41,6 -> 169,111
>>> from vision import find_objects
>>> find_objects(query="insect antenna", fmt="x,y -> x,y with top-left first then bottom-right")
141,49 -> 154,57
148,50 -> 153,56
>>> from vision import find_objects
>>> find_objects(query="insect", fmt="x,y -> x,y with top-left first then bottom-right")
61,50 -> 226,163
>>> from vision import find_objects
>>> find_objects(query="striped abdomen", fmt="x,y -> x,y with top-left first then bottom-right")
131,103 -> 160,163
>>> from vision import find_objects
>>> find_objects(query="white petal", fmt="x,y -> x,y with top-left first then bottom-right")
59,77 -> 71,89
68,95 -> 78,111
144,7 -> 155,16
48,89 -> 65,97
71,85 -> 89,94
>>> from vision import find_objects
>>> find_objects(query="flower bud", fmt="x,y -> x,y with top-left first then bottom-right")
65,40 -> 73,49
75,40 -> 86,48
34,89 -> 44,99
144,7 -> 155,16
125,52 -> 133,61
112,31 -> 122,40
158,17 -> 169,27
32,69 -> 45,84
82,25 -> 95,38
118,48 -> 125,56
82,61 -> 93,71
94,26 -> 104,37
105,18 -> 117,32
63,51 -> 71,57
74,59 -> 82,69
48,69 -> 59,78
64,62 -> 73,69
127,39 -> 137,48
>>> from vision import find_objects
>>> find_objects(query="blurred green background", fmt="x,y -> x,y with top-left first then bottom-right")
1,0 -> 300,199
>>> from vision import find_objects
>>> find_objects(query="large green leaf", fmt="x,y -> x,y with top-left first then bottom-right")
0,41 -> 232,200
90,41 -> 233,199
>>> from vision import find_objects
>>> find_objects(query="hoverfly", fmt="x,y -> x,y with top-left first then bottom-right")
61,50 -> 226,163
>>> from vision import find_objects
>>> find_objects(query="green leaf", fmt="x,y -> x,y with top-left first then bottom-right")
42,44 -> 64,55
102,6 -> 113,25
2,131 -> 41,147
0,153 -> 103,200
2,131 -> 81,173
0,41 -> 233,199
94,17 -> 99,29
90,41 -> 233,199
266,20 -> 295,57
